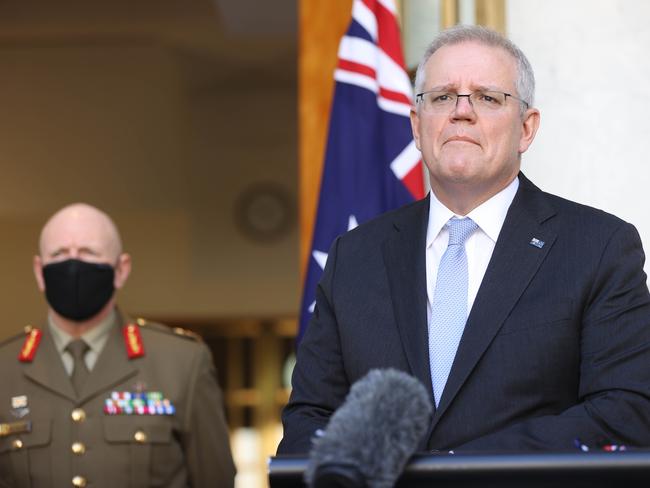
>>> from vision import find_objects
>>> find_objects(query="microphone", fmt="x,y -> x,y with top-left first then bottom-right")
305,368 -> 433,488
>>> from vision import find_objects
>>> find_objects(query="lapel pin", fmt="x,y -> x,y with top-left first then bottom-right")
10,396 -> 29,419
529,237 -> 545,249
11,396 -> 27,409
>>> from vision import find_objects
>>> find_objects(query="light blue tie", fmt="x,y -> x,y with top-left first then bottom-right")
429,217 -> 478,407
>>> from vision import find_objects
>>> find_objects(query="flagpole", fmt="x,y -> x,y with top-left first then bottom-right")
298,0 -> 353,285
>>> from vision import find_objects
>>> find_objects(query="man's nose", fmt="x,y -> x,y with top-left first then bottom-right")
451,95 -> 476,120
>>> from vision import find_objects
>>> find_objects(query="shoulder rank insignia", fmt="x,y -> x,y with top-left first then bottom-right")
18,327 -> 42,362
172,327 -> 202,342
123,323 -> 145,359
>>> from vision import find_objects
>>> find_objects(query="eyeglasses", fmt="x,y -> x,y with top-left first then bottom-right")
415,90 -> 529,115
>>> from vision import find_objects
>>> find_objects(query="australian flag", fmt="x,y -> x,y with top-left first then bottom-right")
298,0 -> 425,342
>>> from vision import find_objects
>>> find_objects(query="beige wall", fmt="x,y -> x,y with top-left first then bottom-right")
508,0 -> 650,277
0,36 -> 298,339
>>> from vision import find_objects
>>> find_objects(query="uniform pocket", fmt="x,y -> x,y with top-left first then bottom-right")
103,415 -> 181,487
0,418 -> 52,488
0,419 -> 51,453
103,415 -> 172,444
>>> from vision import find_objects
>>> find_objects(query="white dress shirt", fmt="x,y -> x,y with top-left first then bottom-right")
426,177 -> 519,321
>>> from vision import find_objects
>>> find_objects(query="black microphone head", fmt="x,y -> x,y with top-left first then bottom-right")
305,368 -> 433,488
312,463 -> 367,488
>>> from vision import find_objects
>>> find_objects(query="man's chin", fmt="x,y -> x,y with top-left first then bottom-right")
438,163 -> 482,184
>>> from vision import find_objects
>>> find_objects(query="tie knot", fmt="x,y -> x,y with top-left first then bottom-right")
66,339 -> 90,361
446,217 -> 478,246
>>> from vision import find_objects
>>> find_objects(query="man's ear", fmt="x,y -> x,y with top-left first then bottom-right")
114,253 -> 132,290
410,107 -> 422,151
33,255 -> 45,292
519,107 -> 540,154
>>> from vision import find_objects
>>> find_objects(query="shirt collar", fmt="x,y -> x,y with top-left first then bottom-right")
426,176 -> 520,246
48,308 -> 116,355
426,191 -> 456,248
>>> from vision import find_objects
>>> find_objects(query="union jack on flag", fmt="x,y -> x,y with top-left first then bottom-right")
298,0 -> 425,342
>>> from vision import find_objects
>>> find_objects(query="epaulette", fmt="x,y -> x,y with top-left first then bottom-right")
134,317 -> 203,342
171,327 -> 203,342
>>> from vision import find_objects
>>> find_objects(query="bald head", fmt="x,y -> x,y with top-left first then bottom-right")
34,204 -> 132,328
39,203 -> 123,263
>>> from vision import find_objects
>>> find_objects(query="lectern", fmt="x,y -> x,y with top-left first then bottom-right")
269,451 -> 650,488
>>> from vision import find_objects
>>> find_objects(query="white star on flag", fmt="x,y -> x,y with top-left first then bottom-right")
308,215 -> 359,313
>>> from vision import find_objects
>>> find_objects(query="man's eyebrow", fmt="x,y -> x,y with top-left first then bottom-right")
77,246 -> 101,256
426,84 -> 457,92
426,84 -> 503,93
48,246 -> 68,256
48,245 -> 101,257
473,84 -> 503,92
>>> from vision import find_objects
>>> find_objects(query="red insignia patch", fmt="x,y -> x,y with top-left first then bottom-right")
123,324 -> 145,359
18,328 -> 42,362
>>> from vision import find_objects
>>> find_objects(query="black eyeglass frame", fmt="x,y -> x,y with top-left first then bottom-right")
415,90 -> 530,110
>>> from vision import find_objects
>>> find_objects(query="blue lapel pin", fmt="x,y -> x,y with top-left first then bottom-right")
529,237 -> 545,249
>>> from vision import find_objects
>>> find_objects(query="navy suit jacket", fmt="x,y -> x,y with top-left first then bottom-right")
279,174 -> 650,453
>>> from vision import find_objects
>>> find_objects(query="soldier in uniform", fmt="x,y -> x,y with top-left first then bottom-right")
0,203 -> 236,488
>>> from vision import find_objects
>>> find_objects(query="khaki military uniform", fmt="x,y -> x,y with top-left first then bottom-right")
0,311 -> 236,488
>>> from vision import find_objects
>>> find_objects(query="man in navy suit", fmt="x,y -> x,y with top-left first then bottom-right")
279,25 -> 650,453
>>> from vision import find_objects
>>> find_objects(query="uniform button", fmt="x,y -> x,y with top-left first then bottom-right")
71,409 -> 86,422
12,439 -> 23,450
71,442 -> 86,455
72,476 -> 87,487
134,430 -> 147,443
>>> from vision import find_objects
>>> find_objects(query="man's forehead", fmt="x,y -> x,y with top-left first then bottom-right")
39,204 -> 121,256
41,226 -> 113,254
42,226 -> 107,245
425,42 -> 517,86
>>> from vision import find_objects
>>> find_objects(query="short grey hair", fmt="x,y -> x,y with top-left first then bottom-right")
413,25 -> 535,111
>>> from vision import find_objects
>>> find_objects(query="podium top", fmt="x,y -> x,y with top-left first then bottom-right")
269,450 -> 650,488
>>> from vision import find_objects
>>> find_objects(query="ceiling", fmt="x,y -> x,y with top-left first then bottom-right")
0,0 -> 297,90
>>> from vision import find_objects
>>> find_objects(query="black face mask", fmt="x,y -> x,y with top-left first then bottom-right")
42,259 -> 116,322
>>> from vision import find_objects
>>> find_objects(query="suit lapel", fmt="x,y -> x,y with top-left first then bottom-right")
78,313 -> 138,404
431,175 -> 558,425
382,198 -> 433,396
23,326 -> 77,402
